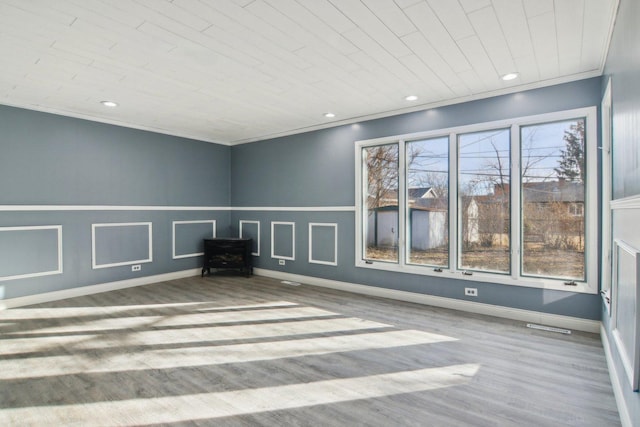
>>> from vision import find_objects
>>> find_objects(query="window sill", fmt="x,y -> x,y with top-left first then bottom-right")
355,260 -> 597,294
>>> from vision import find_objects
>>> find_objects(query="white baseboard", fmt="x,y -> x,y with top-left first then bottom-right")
0,268 -> 201,310
2,266 -> 601,334
254,268 -> 601,334
601,324 -> 633,427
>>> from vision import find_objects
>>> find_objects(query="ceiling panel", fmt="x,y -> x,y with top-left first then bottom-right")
492,0 -> 533,60
0,0 -> 619,145
362,0 -> 416,38
528,10 -> 560,80
459,0 -> 492,14
426,0 -> 475,41
405,2 -> 471,73
467,6 -> 517,77
457,35 -> 497,89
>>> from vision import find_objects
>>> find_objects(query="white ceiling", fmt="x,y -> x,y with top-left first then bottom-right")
0,0 -> 619,145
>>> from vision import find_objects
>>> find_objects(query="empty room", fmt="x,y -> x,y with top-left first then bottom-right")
1,0 -> 639,425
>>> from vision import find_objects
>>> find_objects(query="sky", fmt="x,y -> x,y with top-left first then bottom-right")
406,119 -> 584,196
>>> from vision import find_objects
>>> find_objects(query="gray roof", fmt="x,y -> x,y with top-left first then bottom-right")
522,181 -> 584,203
407,187 -> 434,199
411,197 -> 447,211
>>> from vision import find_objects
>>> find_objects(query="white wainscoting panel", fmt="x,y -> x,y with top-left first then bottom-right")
239,220 -> 260,256
172,220 -> 216,259
308,223 -> 338,266
271,221 -> 295,261
0,225 -> 63,281
92,222 -> 153,269
611,239 -> 640,391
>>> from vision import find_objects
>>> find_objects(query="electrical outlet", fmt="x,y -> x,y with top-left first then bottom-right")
278,259 -> 285,265
464,287 -> 478,297
131,264 -> 141,271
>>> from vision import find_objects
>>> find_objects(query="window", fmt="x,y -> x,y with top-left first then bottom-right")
458,129 -> 510,274
568,203 -> 584,217
521,119 -> 586,281
406,137 -> 449,268
355,107 -> 597,294
363,144 -> 399,263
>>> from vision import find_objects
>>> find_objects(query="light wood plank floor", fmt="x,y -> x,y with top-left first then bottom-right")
0,275 -> 620,426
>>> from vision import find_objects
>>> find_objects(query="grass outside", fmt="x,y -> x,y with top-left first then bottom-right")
367,245 -> 584,280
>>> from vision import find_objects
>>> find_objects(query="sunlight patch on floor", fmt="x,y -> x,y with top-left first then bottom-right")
2,305 -> 339,336
0,300 -> 300,319
0,315 -> 395,358
0,363 -> 479,425
0,327 -> 456,379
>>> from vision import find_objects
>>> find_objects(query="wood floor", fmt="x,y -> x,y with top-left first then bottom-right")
0,274 -> 620,426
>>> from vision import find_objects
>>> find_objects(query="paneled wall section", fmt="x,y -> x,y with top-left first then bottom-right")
230,78 -> 604,321
0,105 -> 231,300
601,0 -> 640,423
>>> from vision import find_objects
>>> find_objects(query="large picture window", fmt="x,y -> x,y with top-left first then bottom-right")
355,107 -> 597,294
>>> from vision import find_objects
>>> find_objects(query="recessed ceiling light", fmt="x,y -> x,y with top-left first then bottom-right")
405,95 -> 418,101
324,112 -> 335,118
101,100 -> 118,107
501,73 -> 519,81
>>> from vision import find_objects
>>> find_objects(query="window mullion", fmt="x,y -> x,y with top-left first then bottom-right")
398,140 -> 407,266
511,124 -> 521,280
585,110 -> 598,290
448,132 -> 457,273
355,144 -> 364,264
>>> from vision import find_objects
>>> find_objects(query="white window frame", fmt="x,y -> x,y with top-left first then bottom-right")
355,107 -> 597,294
404,135 -> 451,270
457,126 -> 512,276
601,78 -> 613,311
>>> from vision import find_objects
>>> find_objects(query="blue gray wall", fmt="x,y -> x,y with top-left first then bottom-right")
602,0 -> 640,422
1,78 -> 605,322
231,77 -> 603,320
0,105 -> 231,300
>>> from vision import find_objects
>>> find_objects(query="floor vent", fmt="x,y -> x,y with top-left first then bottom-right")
526,323 -> 572,335
280,280 -> 301,286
